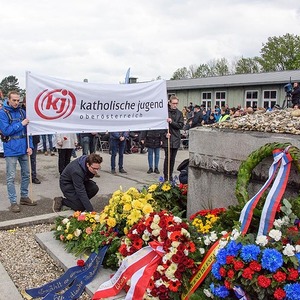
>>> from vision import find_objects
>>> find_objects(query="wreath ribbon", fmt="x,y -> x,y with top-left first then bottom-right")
93,241 -> 165,300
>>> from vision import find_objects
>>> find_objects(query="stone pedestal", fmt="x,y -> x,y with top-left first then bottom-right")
187,127 -> 300,217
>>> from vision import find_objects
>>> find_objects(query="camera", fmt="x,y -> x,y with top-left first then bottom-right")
284,83 -> 292,96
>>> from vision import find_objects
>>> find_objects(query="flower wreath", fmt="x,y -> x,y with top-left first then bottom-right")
235,142 -> 300,205
118,211 -> 199,300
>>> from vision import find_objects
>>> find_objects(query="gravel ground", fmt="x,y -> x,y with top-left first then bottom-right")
0,224 -> 91,300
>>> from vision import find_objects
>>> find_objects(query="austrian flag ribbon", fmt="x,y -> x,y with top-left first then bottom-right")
92,241 -> 165,300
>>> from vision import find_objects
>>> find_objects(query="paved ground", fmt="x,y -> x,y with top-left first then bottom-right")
0,148 -> 189,221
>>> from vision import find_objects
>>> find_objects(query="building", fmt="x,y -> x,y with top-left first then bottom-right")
166,70 -> 300,110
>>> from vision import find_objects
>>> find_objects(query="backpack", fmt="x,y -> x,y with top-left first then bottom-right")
177,158 -> 189,184
0,108 -> 25,143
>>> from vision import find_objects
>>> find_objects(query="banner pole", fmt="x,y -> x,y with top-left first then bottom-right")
167,129 -> 170,181
27,135 -> 33,202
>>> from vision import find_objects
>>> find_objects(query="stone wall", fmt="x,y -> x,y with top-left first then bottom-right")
187,127 -> 300,217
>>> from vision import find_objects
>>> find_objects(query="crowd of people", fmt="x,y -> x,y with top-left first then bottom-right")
0,92 -> 185,214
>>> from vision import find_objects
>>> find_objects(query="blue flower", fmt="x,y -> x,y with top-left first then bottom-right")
210,283 -> 229,298
215,248 -> 227,265
296,253 -> 300,271
284,283 -> 300,300
261,248 -> 283,272
211,262 -> 222,280
240,244 -> 261,262
159,176 -> 164,183
226,240 -> 242,256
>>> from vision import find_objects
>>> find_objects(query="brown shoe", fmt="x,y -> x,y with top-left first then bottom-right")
44,151 -> 48,156
20,197 -> 37,206
53,197 -> 63,212
11,203 -> 21,213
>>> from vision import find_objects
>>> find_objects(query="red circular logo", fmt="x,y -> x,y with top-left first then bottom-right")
35,89 -> 76,120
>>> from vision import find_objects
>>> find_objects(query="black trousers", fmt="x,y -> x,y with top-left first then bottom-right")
58,149 -> 73,175
163,147 -> 178,181
62,180 -> 99,211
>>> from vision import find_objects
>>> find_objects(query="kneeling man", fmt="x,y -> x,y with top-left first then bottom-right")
53,153 -> 102,212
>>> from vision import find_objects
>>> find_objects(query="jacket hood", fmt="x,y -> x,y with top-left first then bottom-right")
78,155 -> 94,178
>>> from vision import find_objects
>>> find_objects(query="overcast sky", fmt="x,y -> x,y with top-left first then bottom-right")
1,0 -> 300,89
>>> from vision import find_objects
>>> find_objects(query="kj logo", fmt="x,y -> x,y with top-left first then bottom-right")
35,89 -> 76,120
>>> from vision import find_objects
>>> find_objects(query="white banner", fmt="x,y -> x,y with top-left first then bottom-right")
26,72 -> 169,135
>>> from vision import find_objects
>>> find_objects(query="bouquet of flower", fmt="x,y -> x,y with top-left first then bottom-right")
118,210 -> 201,300
148,179 -> 187,213
210,199 -> 300,300
54,211 -> 117,255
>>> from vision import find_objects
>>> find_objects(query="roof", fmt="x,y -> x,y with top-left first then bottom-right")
166,70 -> 300,90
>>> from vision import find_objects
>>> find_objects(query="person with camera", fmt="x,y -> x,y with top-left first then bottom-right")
291,82 -> 300,107
0,91 -> 36,213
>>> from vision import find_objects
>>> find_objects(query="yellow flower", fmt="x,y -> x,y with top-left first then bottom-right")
123,203 -> 132,211
122,193 -> 132,203
132,199 -> 143,210
161,183 -> 171,191
148,184 -> 158,192
127,210 -> 142,226
107,217 -> 117,228
142,203 -> 154,214
66,233 -> 74,240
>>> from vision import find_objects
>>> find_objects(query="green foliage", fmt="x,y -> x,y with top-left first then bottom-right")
0,75 -> 21,97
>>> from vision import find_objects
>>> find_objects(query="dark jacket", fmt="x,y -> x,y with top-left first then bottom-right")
59,155 -> 95,211
140,130 -> 164,148
162,107 -> 184,149
292,86 -> 300,105
190,110 -> 203,128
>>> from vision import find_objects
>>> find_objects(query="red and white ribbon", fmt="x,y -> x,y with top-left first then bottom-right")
92,241 -> 164,300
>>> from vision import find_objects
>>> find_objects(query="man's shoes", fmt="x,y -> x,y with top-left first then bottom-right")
20,197 -> 37,206
11,203 -> 20,213
147,168 -> 153,174
154,168 -> 160,174
94,173 -> 100,177
53,197 -> 63,212
50,152 -> 55,156
111,170 -> 116,174
119,168 -> 127,174
44,151 -> 48,156
32,178 -> 41,184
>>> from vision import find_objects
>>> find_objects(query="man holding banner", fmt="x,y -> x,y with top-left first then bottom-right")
0,91 -> 36,213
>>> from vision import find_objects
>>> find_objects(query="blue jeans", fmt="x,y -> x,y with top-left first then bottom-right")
110,139 -> 126,171
42,134 -> 53,152
6,155 -> 30,204
82,136 -> 96,155
147,147 -> 160,169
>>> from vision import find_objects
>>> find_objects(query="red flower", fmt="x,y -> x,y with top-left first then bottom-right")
233,260 -> 244,271
63,136 -> 68,140
77,259 -> 85,267
287,268 -> 298,281
273,271 -> 287,282
219,267 -> 227,277
168,280 -> 180,292
227,269 -> 235,279
170,231 -> 182,241
257,275 -> 271,288
274,288 -> 286,300
224,280 -> 231,290
249,260 -> 262,272
242,267 -> 254,280
226,255 -> 234,264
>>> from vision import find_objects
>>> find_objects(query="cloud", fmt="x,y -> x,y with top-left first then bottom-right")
0,0 -> 299,89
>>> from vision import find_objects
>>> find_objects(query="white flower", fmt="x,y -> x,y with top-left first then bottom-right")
171,241 -> 180,248
231,229 -> 241,240
132,229 -> 138,234
181,228 -> 190,238
199,248 -> 205,255
153,215 -> 160,224
218,238 -> 228,249
150,222 -> 160,230
152,229 -> 160,237
283,244 -> 295,257
255,235 -> 268,246
173,216 -> 182,223
282,216 -> 290,225
62,218 -> 69,224
273,219 -> 284,228
295,245 -> 300,253
165,263 -> 177,279
94,214 -> 100,222
204,236 -> 212,246
56,225 -> 62,231
74,228 -> 82,237
204,288 -> 214,298
209,231 -> 218,242
142,233 -> 150,241
268,229 -> 282,241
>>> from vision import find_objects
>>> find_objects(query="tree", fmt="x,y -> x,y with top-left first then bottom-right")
233,56 -> 261,74
0,75 -> 21,97
170,67 -> 191,80
257,33 -> 300,72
